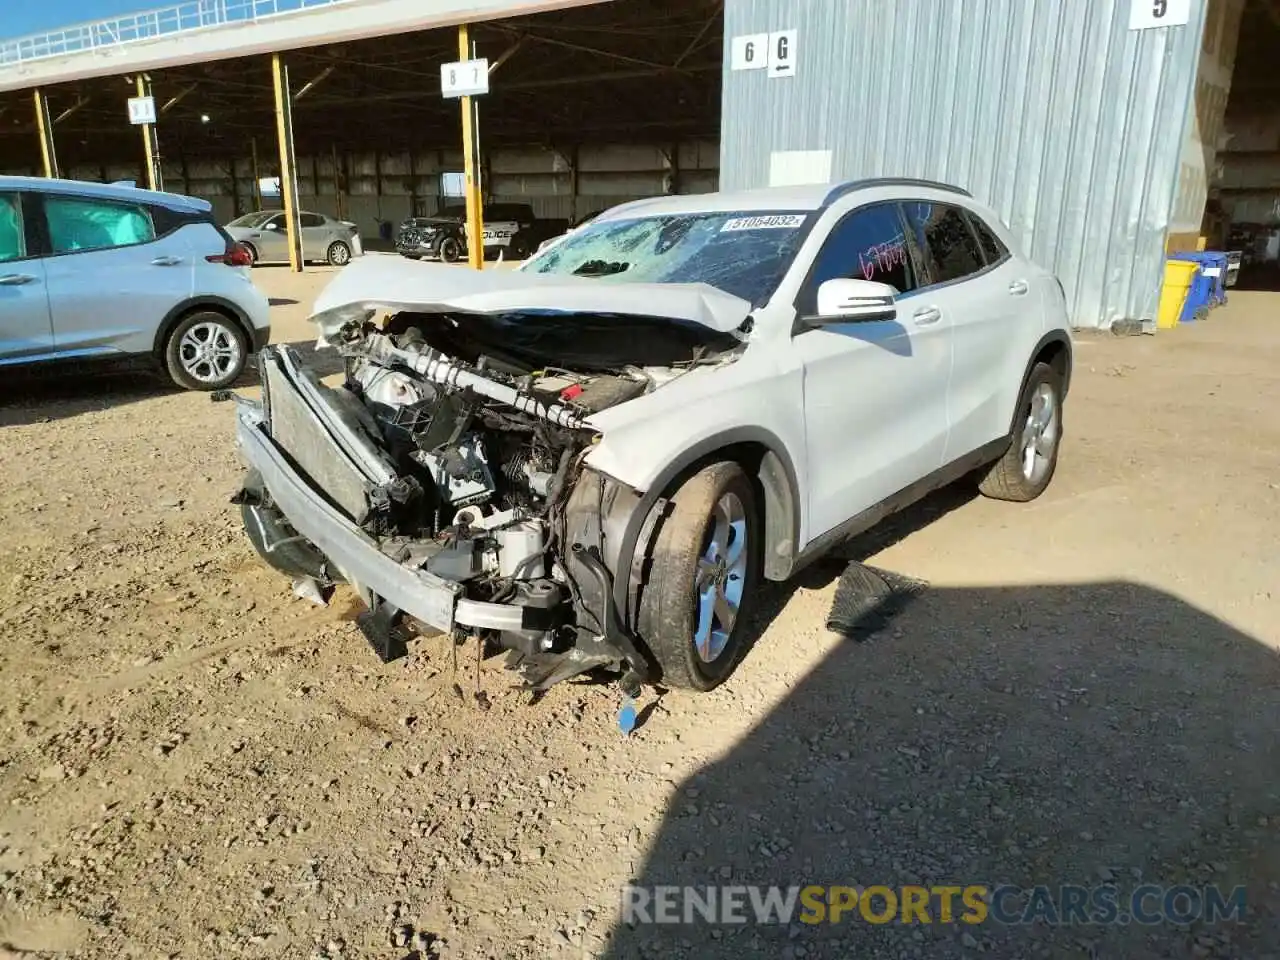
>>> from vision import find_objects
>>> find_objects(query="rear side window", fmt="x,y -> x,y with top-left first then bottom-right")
0,193 -> 24,262
46,195 -> 156,255
902,201 -> 985,286
804,202 -> 917,309
300,213 -> 326,228
965,211 -> 1009,266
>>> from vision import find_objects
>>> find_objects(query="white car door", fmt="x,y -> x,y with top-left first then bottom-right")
0,191 -> 54,363
901,201 -> 1026,462
41,192 -> 195,358
790,200 -> 952,540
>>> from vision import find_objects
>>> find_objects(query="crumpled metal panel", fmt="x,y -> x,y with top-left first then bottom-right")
719,0 -> 1209,330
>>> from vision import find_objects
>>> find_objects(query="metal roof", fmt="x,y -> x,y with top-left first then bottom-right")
0,0 -> 611,93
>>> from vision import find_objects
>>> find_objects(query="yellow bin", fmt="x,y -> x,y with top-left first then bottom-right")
1157,259 -> 1199,330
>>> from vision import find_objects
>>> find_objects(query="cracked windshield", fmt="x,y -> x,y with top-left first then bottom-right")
523,211 -> 813,304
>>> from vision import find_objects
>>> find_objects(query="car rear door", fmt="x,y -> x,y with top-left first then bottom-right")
0,190 -> 54,364
299,212 -> 329,261
901,200 -> 1024,461
791,200 -> 952,539
40,192 -> 195,358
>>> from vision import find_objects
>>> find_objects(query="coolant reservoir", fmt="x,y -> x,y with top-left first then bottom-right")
497,521 -> 545,579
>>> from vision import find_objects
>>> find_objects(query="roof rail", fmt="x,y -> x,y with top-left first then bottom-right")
822,177 -> 973,206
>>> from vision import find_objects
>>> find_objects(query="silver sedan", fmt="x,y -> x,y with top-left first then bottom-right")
225,210 -> 363,267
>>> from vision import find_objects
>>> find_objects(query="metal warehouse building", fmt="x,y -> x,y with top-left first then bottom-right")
1,0 -> 1277,329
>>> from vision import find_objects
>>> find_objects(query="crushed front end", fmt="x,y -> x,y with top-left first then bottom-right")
229,307 -> 721,694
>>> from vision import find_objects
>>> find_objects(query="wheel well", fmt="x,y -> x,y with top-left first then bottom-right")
654,440 -> 799,582
154,300 -> 253,358
241,241 -> 259,260
1035,336 -> 1072,395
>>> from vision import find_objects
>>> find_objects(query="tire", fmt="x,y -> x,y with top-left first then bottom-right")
637,461 -> 762,691
326,241 -> 352,266
976,361 -> 1064,502
163,310 -> 248,391
437,236 -> 462,263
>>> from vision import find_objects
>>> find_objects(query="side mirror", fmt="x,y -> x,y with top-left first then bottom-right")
811,278 -> 899,324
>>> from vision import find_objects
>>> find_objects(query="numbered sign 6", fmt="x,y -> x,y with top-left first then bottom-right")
730,33 -> 768,71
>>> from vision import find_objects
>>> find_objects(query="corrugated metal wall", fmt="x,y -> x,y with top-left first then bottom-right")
720,0 -> 1210,330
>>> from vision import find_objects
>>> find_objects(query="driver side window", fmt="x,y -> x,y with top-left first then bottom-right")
802,203 -> 917,314
0,193 -> 24,263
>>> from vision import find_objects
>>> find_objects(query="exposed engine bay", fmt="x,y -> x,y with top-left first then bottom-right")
232,305 -> 743,693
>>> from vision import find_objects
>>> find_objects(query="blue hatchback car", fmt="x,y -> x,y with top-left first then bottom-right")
0,177 -> 271,390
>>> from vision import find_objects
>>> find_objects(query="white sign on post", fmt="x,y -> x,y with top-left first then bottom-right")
767,30 -> 799,79
1128,0 -> 1191,30
127,96 -> 156,125
440,58 -> 490,98
730,33 -> 769,71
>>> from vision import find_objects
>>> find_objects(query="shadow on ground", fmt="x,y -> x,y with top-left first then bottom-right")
0,337 -> 345,427
604,576 -> 1280,959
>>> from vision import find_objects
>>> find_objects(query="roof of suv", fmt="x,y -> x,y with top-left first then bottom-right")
596,177 -> 974,221
0,175 -> 212,213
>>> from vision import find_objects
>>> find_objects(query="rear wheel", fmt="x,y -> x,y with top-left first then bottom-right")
976,361 -> 1064,501
242,243 -> 259,266
326,241 -> 352,266
163,311 -> 248,391
637,461 -> 761,691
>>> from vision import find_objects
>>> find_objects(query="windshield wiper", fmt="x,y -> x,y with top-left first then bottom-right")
573,259 -> 631,277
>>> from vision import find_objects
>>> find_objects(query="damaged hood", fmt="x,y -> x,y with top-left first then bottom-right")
309,255 -> 755,337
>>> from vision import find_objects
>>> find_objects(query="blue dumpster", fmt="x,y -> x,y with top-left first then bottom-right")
1174,259 -> 1213,324
1171,251 -> 1228,309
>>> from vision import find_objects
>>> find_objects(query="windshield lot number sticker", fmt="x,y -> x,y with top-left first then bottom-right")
721,214 -> 806,232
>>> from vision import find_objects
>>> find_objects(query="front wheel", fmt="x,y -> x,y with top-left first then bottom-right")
436,236 -> 462,263
326,241 -> 352,266
637,461 -> 761,691
163,311 -> 248,391
976,361 -> 1064,502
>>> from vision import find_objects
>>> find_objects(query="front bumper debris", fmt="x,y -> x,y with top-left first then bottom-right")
236,347 -> 568,640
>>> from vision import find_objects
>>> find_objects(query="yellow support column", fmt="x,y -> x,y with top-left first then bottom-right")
33,89 -> 59,179
459,24 -> 484,270
135,77 -> 160,191
271,53 -> 304,273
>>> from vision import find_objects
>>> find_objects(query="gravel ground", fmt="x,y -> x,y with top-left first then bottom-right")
0,262 -> 1277,959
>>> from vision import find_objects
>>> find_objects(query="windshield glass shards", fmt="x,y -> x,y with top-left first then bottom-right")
522,210 -> 813,304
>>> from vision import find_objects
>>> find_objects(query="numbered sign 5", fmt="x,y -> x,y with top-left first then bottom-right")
1128,0 -> 1190,30
767,30 -> 799,78
730,33 -> 768,71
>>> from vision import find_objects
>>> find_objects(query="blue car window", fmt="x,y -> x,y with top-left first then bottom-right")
46,195 -> 156,255
0,194 -> 24,263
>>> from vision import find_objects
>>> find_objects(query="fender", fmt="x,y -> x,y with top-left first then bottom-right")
152,295 -> 263,356
609,425 -> 804,631
1006,330 -> 1073,438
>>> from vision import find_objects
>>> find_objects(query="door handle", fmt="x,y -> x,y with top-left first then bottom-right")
151,256 -> 184,266
0,273 -> 37,286
912,306 -> 942,326
1008,279 -> 1029,295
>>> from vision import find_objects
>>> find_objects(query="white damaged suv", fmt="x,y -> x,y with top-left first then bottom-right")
228,178 -> 1072,695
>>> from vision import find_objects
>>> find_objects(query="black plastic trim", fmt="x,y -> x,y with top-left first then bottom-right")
610,426 -> 803,627
822,177 -> 972,207
791,437 -> 1008,574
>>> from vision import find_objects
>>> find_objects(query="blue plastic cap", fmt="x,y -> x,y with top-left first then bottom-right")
618,702 -> 638,735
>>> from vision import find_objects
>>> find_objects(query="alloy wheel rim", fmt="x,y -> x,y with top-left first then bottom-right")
1020,382 -> 1059,483
179,322 -> 241,384
692,491 -> 748,663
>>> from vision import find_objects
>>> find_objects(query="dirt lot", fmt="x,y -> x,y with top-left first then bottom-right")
1,262 -> 1278,960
